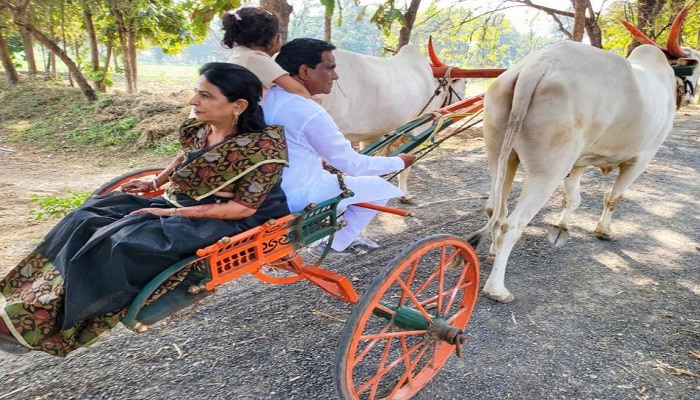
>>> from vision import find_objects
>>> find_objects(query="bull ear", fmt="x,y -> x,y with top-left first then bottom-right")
619,19 -> 665,50
427,36 -> 447,67
666,2 -> 694,58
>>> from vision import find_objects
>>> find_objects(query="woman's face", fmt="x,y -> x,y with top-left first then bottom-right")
189,76 -> 237,126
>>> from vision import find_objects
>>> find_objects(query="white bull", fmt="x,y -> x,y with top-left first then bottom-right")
467,5 -> 698,303
314,44 -> 466,203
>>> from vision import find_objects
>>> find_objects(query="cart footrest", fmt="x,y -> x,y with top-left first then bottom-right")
123,258 -> 213,329
134,279 -> 214,327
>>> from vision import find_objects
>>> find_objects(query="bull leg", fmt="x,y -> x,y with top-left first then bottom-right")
397,167 -> 416,205
547,167 -> 585,247
484,174 -> 564,303
487,154 -> 520,263
594,158 -> 650,240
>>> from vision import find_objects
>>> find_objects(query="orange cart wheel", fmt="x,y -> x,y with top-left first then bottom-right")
334,234 -> 479,400
92,166 -> 166,197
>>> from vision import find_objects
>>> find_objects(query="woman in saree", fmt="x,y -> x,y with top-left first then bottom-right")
0,63 -> 289,356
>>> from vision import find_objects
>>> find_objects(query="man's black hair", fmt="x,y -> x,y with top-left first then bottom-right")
275,38 -> 337,76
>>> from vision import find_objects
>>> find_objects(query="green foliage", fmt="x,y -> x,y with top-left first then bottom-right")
149,141 -> 182,155
320,0 -> 336,18
391,4 -> 529,69
601,2 -> 700,56
29,190 -> 91,221
599,2 -> 632,54
290,0 -> 386,55
369,1 -> 406,36
65,117 -> 140,147
185,0 -> 242,37
83,62 -> 115,87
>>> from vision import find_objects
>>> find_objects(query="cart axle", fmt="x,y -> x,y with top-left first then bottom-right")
373,303 -> 468,357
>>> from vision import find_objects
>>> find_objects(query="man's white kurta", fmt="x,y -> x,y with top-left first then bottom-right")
263,86 -> 404,213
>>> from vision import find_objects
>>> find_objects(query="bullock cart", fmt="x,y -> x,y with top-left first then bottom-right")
91,67 -> 506,398
92,169 -> 480,400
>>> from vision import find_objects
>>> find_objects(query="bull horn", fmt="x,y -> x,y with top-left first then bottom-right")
666,2 -> 694,58
619,19 -> 664,50
428,36 -> 447,67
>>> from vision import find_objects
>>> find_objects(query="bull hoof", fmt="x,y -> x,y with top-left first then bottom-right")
482,288 -> 515,303
547,225 -> 569,248
594,230 -> 613,241
486,253 -> 495,264
399,196 -> 417,205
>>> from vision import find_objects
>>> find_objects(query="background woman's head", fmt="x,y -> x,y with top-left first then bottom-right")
192,63 -> 267,132
222,7 -> 280,53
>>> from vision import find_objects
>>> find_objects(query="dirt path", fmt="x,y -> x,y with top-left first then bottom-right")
0,108 -> 698,399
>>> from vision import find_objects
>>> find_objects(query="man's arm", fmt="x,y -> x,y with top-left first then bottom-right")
304,110 -> 405,176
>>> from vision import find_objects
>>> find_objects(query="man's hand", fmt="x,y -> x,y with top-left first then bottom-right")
397,153 -> 416,168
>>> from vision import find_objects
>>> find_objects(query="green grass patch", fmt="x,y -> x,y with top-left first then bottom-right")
65,117 -> 140,147
29,190 -> 91,220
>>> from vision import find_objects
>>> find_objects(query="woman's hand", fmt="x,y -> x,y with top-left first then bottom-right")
121,179 -> 154,194
129,207 -> 171,217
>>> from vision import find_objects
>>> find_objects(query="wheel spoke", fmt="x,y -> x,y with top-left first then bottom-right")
412,245 -> 462,305
398,257 -> 419,307
393,276 -> 435,324
442,257 -> 472,316
352,324 -> 394,368
356,335 -> 432,397
387,336 -> 433,398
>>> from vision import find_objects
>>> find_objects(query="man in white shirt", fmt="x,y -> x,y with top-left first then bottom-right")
263,38 -> 415,256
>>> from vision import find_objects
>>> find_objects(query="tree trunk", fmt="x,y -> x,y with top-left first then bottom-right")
397,0 -> 421,49
104,41 -> 112,76
261,0 -> 293,44
83,1 -> 105,92
20,26 -> 37,76
48,22 -> 56,79
111,7 -> 135,93
0,26 -> 19,85
571,0 -> 587,42
324,15 -> 331,42
49,51 -> 56,79
511,0 -> 604,48
127,27 -> 137,92
584,1 -> 602,49
19,20 -> 97,101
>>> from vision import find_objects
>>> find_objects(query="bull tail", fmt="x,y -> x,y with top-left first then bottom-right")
469,65 -> 548,248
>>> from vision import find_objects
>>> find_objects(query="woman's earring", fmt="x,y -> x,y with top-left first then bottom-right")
232,113 -> 239,128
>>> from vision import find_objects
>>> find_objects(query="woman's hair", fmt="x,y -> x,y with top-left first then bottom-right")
198,62 -> 267,133
221,7 -> 279,49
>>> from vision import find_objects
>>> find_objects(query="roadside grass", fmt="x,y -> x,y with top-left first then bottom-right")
0,71 -> 192,219
29,190 -> 92,221
0,74 -> 190,158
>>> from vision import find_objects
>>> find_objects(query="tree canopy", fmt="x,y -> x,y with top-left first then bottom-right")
1,0 -> 699,102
